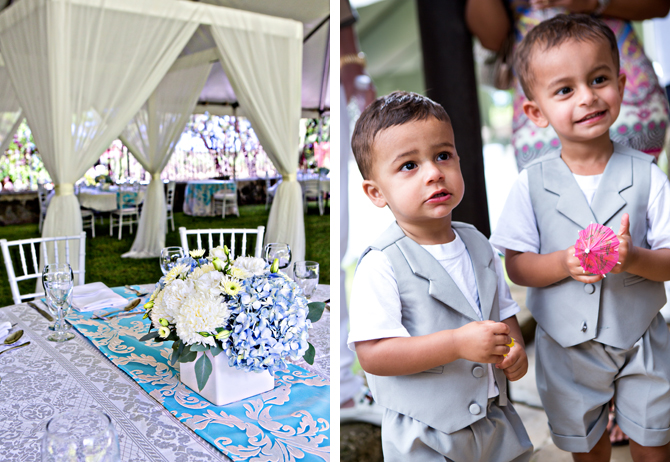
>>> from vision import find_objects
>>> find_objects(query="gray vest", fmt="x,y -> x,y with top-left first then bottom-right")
526,142 -> 666,349
359,221 -> 508,435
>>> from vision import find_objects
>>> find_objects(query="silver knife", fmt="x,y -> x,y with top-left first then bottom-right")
27,301 -> 55,322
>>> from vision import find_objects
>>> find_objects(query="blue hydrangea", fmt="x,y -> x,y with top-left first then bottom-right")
224,273 -> 311,374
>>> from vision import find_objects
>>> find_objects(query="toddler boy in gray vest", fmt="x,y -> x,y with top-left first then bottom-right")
347,91 -> 533,461
492,15 -> 670,462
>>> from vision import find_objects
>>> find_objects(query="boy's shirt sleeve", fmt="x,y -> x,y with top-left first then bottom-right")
646,164 -> 670,250
489,169 -> 541,254
490,242 -> 521,321
347,249 -> 410,352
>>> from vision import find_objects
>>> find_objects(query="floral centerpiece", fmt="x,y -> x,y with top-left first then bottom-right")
140,246 -> 325,404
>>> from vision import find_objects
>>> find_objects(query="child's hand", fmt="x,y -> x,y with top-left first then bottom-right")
496,340 -> 528,381
562,245 -> 604,283
454,321 -> 511,364
609,213 -> 637,275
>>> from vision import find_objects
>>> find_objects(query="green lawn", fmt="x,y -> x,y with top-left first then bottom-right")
0,205 -> 329,307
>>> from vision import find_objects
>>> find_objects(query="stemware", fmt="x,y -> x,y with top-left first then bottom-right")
42,263 -> 74,342
160,246 -> 185,275
41,409 -> 120,462
293,261 -> 319,299
264,243 -> 292,270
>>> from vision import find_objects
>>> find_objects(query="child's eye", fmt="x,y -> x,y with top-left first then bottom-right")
436,152 -> 451,161
592,75 -> 607,85
400,162 -> 417,172
557,87 -> 572,96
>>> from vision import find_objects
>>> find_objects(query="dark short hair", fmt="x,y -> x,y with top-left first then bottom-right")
514,14 -> 620,100
351,91 -> 451,180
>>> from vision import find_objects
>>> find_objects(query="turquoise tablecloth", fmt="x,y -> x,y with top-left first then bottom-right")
66,287 -> 330,461
184,180 -> 236,216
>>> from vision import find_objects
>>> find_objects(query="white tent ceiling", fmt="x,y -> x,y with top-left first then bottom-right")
0,0 -> 330,117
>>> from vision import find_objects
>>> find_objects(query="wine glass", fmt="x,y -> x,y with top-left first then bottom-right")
264,243 -> 292,271
160,247 -> 184,275
293,261 -> 319,299
42,263 -> 74,342
41,409 -> 120,462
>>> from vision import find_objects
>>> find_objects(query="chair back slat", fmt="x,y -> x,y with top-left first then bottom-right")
0,233 -> 87,304
18,244 -> 27,276
178,227 -> 265,259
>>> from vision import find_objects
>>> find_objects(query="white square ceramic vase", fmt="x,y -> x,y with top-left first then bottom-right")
180,350 -> 275,406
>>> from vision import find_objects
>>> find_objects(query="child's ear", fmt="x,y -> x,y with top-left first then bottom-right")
617,72 -> 626,99
522,100 -> 550,129
362,179 -> 388,209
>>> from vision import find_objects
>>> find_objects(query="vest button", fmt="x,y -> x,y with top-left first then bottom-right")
584,283 -> 596,294
472,366 -> 485,378
469,403 -> 481,415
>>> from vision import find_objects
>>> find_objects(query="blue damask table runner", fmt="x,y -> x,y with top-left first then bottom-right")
66,287 -> 330,461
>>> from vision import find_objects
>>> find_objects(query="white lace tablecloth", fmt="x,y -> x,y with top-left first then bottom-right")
0,284 -> 330,461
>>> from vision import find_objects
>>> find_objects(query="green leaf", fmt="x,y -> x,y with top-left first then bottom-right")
171,341 -> 184,366
210,344 -> 224,357
139,331 -> 160,342
303,343 -> 316,365
179,350 -> 198,363
194,352 -> 213,391
307,302 -> 325,323
190,343 -> 207,352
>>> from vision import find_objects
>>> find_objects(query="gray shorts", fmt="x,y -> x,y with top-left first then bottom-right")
381,399 -> 533,462
535,314 -> 670,453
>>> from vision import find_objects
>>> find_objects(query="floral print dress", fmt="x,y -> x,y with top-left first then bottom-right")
510,4 -> 669,169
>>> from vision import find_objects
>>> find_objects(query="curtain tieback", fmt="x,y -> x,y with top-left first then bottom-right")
55,183 -> 74,196
285,173 -> 297,182
152,173 -> 162,181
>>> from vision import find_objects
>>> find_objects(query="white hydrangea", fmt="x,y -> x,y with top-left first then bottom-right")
233,257 -> 266,277
175,292 -> 230,347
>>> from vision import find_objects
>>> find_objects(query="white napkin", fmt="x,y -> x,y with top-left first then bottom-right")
72,282 -> 129,312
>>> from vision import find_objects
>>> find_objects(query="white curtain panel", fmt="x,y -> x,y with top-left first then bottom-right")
0,0 -> 200,248
207,10 -> 305,261
0,56 -> 23,155
120,60 -> 212,258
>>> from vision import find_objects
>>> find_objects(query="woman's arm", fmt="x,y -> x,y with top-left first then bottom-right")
531,0 -> 670,20
465,0 -> 511,52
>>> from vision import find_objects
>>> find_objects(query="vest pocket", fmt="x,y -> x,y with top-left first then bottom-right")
422,366 -> 444,374
623,275 -> 646,286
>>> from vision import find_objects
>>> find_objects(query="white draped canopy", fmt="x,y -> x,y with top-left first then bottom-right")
120,59 -> 212,258
0,0 -> 310,263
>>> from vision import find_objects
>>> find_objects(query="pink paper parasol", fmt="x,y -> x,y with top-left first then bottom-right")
574,223 -> 620,275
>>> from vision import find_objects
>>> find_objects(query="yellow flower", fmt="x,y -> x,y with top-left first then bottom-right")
223,279 -> 241,296
158,326 -> 170,338
190,249 -> 206,258
230,267 -> 250,279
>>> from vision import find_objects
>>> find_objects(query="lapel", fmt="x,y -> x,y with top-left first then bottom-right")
589,152 -> 631,227
393,224 -> 496,322
458,228 -> 498,322
542,155 -> 597,229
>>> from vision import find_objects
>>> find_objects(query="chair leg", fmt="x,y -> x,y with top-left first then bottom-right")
91,218 -> 95,238
110,214 -> 114,236
170,212 -> 175,232
221,198 -> 226,219
318,194 -> 324,216
118,214 -> 123,240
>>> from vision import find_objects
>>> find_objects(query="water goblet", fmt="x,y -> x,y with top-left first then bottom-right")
264,243 -> 292,270
41,409 -> 120,462
293,261 -> 319,299
42,263 -> 74,342
160,246 -> 185,275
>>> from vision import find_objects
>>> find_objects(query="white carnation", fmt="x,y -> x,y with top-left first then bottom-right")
233,257 -> 267,277
193,269 -> 224,296
175,292 -> 230,347
188,263 -> 215,282
161,279 -> 194,321
150,289 -> 168,329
